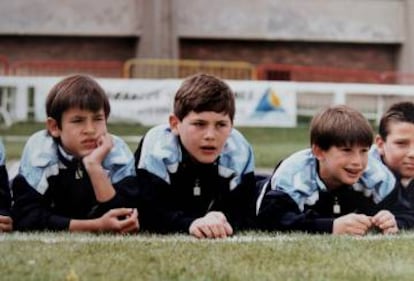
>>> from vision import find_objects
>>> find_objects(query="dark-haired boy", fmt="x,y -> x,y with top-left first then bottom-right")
257,105 -> 414,235
135,73 -> 257,238
12,74 -> 139,232
372,101 -> 414,204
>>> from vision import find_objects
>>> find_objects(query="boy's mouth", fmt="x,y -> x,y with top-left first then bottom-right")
344,168 -> 362,177
82,139 -> 97,148
200,146 -> 216,154
402,166 -> 414,174
403,161 -> 414,169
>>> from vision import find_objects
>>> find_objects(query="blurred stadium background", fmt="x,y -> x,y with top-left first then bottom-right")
1,0 -> 414,82
2,1 -> 414,141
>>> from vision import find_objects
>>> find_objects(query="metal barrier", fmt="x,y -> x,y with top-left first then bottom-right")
123,58 -> 256,80
378,72 -> 414,85
256,63 -> 387,84
0,55 -> 9,75
11,60 -> 124,78
2,55 -> 414,85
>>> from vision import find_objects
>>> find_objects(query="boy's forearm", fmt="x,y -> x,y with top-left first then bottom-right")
69,218 -> 102,232
84,162 -> 116,202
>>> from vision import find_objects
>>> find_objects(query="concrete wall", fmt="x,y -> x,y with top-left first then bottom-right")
0,0 -> 412,73
0,0 -> 403,41
0,0 -> 142,36
176,0 -> 404,43
398,0 -> 414,74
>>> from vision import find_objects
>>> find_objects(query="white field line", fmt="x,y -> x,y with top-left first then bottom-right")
2,232 -> 414,244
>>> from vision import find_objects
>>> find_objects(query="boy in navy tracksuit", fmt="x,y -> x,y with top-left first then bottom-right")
372,102 -> 414,205
257,105 -> 414,235
0,139 -> 12,232
135,73 -> 257,238
12,74 -> 139,232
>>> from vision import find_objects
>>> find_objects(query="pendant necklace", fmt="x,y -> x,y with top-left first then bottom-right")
333,196 -> 341,214
193,178 -> 201,196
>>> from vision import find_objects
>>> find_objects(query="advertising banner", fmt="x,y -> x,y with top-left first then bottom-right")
1,77 -> 297,127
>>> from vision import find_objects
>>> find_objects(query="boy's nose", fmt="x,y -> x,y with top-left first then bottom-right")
407,145 -> 414,157
204,126 -> 216,139
352,153 -> 366,166
84,121 -> 96,134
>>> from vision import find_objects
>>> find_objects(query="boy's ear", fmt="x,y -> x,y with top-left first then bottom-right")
169,114 -> 180,135
46,117 -> 61,138
311,144 -> 324,160
375,134 -> 385,155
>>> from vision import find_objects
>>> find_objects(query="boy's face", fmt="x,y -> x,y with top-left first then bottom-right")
313,144 -> 369,189
169,111 -> 232,164
376,121 -> 414,179
47,107 -> 107,158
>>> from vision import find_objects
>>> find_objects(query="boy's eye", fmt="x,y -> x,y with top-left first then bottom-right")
192,122 -> 205,127
217,122 -> 229,128
70,119 -> 83,123
394,140 -> 408,146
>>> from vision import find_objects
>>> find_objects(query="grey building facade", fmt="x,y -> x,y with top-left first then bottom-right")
0,0 -> 412,73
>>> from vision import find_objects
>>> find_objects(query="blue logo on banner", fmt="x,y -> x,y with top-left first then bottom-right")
254,88 -> 284,113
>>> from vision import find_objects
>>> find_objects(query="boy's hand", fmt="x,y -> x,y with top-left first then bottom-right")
83,133 -> 113,167
0,215 -> 12,232
98,208 -> 139,233
371,210 -> 399,234
189,211 -> 233,239
333,213 -> 372,235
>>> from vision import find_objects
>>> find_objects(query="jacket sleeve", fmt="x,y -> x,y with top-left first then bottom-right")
0,165 -> 11,216
136,168 -> 198,233
88,175 -> 140,218
11,175 -> 70,231
374,183 -> 414,230
222,171 -> 258,231
133,132 -> 197,233
257,183 -> 334,233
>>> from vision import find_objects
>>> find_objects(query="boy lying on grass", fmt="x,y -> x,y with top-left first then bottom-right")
257,105 -> 414,235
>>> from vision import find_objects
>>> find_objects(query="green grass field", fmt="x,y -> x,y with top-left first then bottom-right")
2,232 -> 414,281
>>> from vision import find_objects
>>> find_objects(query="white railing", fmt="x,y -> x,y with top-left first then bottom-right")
1,76 -> 414,127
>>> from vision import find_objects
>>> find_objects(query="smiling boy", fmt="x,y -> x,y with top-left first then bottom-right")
12,74 -> 139,232
135,73 -> 257,238
257,105 -> 414,235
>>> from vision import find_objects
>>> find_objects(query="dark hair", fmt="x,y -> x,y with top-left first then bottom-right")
173,73 -> 235,121
379,101 -> 414,140
45,74 -> 110,128
310,105 -> 373,150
